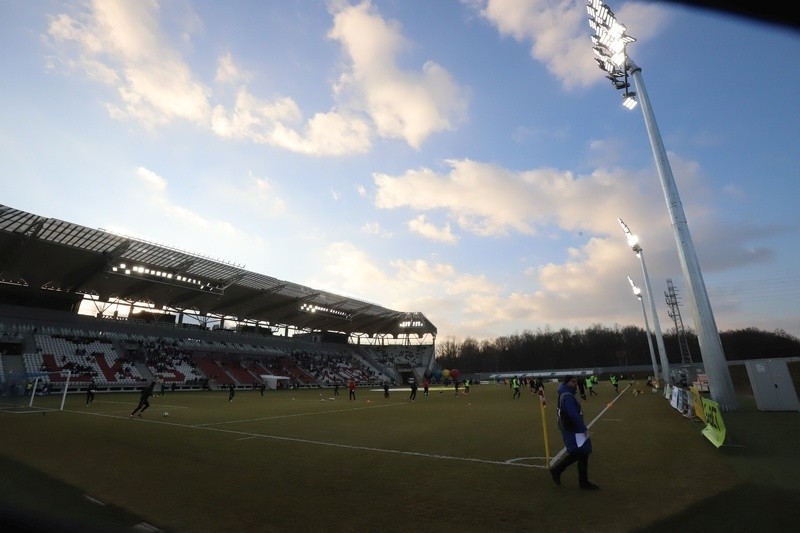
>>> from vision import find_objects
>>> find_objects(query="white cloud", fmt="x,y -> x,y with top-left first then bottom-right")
46,2 -> 373,156
374,158 -> 658,238
47,0 -> 211,128
407,215 -> 458,244
117,166 -> 272,270
361,222 -> 392,237
328,1 -> 468,148
46,0 -> 465,155
215,53 -> 252,85
135,166 -> 167,190
473,0 -> 669,90
211,89 -> 372,155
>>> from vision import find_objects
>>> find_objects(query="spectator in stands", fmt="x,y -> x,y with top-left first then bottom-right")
130,381 -> 156,419
228,383 -> 235,402
348,378 -> 356,401
86,379 -> 96,406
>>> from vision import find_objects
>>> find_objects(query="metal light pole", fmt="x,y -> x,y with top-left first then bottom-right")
587,0 -> 738,410
628,276 -> 659,384
619,219 -> 670,385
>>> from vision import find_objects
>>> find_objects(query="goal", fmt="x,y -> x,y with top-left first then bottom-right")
0,370 -> 71,412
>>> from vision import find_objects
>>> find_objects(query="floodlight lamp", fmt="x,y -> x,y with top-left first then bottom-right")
622,92 -> 638,110
627,276 -> 642,297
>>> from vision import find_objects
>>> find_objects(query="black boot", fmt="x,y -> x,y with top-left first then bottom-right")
577,454 -> 599,489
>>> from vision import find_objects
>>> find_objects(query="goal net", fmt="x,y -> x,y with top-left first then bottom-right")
0,370 -> 71,413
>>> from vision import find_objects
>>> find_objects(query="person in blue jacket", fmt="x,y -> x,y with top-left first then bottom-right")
549,375 -> 599,490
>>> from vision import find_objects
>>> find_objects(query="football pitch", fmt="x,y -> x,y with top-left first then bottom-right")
1,381 -> 799,532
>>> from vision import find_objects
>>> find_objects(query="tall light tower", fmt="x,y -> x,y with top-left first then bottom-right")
628,276 -> 659,384
587,0 -> 738,410
619,218 -> 670,385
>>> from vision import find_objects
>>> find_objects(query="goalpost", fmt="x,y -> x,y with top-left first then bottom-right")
0,370 -> 72,412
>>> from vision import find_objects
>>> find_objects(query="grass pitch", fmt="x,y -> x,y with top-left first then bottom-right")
1,381 -> 799,532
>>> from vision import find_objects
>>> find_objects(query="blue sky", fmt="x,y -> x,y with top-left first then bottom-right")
1,0 -> 799,341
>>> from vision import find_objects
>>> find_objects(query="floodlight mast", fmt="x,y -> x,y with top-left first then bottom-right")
588,0 -> 738,410
619,219 -> 670,385
628,276 -> 659,383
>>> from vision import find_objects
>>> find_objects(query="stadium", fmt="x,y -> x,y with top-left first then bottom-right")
3,1 -> 800,530
0,203 -> 438,398
2,203 -> 799,532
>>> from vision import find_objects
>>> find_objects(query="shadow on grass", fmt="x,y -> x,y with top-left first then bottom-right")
637,483 -> 800,531
0,454 -> 156,532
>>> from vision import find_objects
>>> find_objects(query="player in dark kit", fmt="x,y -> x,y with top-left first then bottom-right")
130,381 -> 156,418
86,379 -> 96,406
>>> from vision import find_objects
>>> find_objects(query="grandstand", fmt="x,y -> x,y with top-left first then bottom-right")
0,204 -> 437,395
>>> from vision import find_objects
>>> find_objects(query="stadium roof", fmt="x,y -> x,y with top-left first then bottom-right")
0,204 -> 436,339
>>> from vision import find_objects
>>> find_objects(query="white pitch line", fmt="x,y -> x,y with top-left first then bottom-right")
65,409 -> 545,469
193,401 -> 402,427
548,384 -> 631,467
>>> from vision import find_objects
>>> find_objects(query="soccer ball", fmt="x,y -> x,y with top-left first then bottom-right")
163,411 -> 169,417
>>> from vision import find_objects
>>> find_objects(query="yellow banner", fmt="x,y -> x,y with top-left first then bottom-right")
700,397 -> 726,448
689,386 -> 706,422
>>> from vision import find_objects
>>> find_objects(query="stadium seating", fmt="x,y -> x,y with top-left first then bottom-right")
1,315 -> 432,393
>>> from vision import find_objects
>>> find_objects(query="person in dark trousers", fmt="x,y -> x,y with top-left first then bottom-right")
585,376 -> 597,397
610,374 -> 619,394
512,376 -> 521,399
86,380 -> 96,406
259,382 -> 266,396
384,381 -> 390,398
159,381 -> 166,396
576,376 -> 587,400
228,383 -> 235,402
334,382 -> 340,396
550,375 -> 599,490
408,378 -> 417,402
348,378 -> 356,401
130,381 -> 156,418
422,377 -> 430,397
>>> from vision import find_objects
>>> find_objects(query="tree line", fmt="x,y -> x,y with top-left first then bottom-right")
434,326 -> 800,373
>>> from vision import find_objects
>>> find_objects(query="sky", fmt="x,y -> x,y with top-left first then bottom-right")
1,0 -> 799,343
